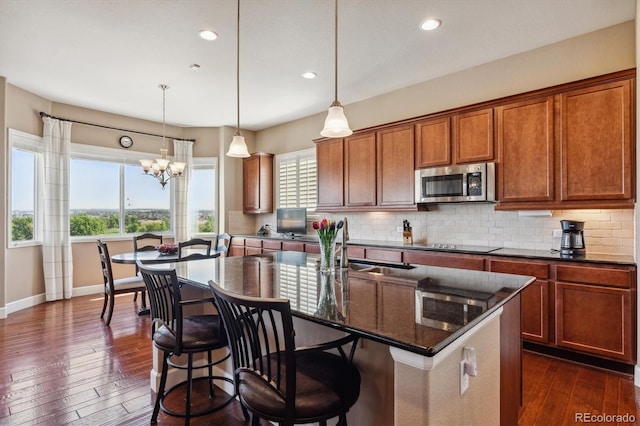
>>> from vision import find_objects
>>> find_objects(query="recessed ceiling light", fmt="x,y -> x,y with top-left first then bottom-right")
189,64 -> 201,71
301,72 -> 317,79
420,18 -> 441,31
199,30 -> 218,41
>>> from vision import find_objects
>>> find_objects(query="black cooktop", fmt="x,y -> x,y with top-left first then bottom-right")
423,243 -> 502,254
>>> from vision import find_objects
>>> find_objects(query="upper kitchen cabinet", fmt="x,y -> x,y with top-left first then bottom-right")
496,96 -> 555,204
243,152 -> 274,214
377,125 -> 415,207
415,116 -> 451,168
560,79 -> 633,203
345,132 -> 377,207
415,108 -> 494,168
496,74 -> 635,210
315,124 -> 417,212
316,138 -> 344,209
452,107 -> 495,164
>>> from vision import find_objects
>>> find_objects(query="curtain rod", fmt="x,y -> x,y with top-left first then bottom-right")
38,112 -> 196,142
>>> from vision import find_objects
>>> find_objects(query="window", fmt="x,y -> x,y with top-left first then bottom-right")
188,158 -> 218,235
276,148 -> 316,209
70,144 -> 172,238
8,129 -> 42,246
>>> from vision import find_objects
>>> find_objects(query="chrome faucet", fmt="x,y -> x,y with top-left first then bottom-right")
340,217 -> 349,269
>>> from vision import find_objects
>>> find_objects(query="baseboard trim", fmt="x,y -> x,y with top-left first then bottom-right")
1,285 -> 104,319
523,341 -> 635,376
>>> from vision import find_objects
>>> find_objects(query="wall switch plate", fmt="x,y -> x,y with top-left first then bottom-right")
552,229 -> 563,238
460,360 -> 469,395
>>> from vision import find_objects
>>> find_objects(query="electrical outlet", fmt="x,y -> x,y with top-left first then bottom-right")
460,361 -> 469,395
396,226 -> 403,232
552,229 -> 563,238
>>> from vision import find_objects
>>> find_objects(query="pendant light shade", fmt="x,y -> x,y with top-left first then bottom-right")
321,0 -> 352,138
226,0 -> 251,158
321,102 -> 351,138
228,133 -> 250,157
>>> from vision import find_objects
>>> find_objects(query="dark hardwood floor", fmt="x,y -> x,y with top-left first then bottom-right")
0,293 -> 638,425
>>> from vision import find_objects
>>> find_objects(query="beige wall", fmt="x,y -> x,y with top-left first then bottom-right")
4,85 -> 52,303
0,77 -> 6,308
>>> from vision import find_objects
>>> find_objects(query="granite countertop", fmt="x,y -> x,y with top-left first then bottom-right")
237,234 -> 636,266
170,252 -> 534,357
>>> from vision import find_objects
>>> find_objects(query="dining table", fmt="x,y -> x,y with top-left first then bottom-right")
110,249 -> 219,315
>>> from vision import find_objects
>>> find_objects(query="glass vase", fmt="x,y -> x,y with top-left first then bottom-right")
316,269 -> 339,321
319,235 -> 337,273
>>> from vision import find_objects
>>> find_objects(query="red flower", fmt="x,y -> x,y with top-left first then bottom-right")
312,221 -> 320,229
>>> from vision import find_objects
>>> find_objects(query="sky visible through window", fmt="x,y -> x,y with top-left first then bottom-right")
11,149 -> 35,212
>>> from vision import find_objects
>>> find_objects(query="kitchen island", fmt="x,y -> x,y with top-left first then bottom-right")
153,252 -> 534,425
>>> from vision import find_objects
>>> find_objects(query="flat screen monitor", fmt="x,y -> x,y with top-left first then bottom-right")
276,208 -> 307,237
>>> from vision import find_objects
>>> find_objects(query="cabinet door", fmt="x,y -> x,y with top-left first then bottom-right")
496,96 -> 555,203
415,117 -> 451,168
452,108 -> 494,164
316,139 -> 345,208
378,280 -> 416,342
377,125 -> 415,207
243,153 -> 274,213
559,79 -> 633,201
345,133 -> 377,207
521,280 -> 549,343
346,276 -> 378,330
555,282 -> 633,362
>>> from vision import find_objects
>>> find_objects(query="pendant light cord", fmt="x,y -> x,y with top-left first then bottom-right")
333,0 -> 338,104
236,0 -> 241,135
160,84 -> 168,148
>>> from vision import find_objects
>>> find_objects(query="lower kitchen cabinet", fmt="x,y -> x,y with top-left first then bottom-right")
520,280 -> 549,343
555,282 -> 633,362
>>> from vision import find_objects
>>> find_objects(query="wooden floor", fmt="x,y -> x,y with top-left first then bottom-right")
0,294 -> 638,426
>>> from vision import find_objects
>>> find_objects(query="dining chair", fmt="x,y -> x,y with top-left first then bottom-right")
132,233 -> 163,301
209,280 -> 361,426
96,239 -> 147,326
215,233 -> 232,257
178,238 -> 212,260
137,262 -> 234,425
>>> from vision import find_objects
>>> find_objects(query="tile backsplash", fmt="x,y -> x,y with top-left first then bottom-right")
249,205 -> 635,257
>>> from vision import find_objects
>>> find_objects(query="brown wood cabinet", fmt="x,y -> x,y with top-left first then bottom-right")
377,125 -> 415,207
316,139 -> 344,208
345,133 -> 377,207
496,96 -> 555,203
555,282 -> 632,362
316,125 -> 417,212
415,117 -> 451,168
488,259 -> 550,343
243,152 -> 274,214
496,75 -> 635,210
403,250 -> 485,271
452,107 -> 494,164
560,79 -> 633,202
378,279 -> 416,342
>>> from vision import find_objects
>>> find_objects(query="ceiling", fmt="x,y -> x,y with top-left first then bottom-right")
0,0 -> 635,132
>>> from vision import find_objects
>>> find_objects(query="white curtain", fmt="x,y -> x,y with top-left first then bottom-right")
173,139 -> 193,242
42,117 -> 73,300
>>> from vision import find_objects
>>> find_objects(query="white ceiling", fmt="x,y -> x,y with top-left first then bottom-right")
0,0 -> 635,131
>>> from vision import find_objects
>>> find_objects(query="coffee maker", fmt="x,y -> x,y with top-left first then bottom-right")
560,220 -> 586,257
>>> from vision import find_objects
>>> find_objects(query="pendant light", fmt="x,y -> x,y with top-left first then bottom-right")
139,84 -> 186,188
226,0 -> 250,158
320,0 -> 352,138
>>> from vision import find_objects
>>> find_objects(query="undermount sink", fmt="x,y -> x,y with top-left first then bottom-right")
346,259 -> 416,274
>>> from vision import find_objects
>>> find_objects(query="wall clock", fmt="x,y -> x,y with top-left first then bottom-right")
119,135 -> 133,149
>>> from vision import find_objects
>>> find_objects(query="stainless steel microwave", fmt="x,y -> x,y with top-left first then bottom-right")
415,162 -> 495,203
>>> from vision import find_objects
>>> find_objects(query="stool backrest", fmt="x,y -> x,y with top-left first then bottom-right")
178,238 -> 212,260
209,280 -> 296,421
96,239 -> 114,294
215,233 -> 232,257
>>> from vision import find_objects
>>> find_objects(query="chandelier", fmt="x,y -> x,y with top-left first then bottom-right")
140,84 -> 186,188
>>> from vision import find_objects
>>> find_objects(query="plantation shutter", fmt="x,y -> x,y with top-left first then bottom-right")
277,149 -> 317,209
